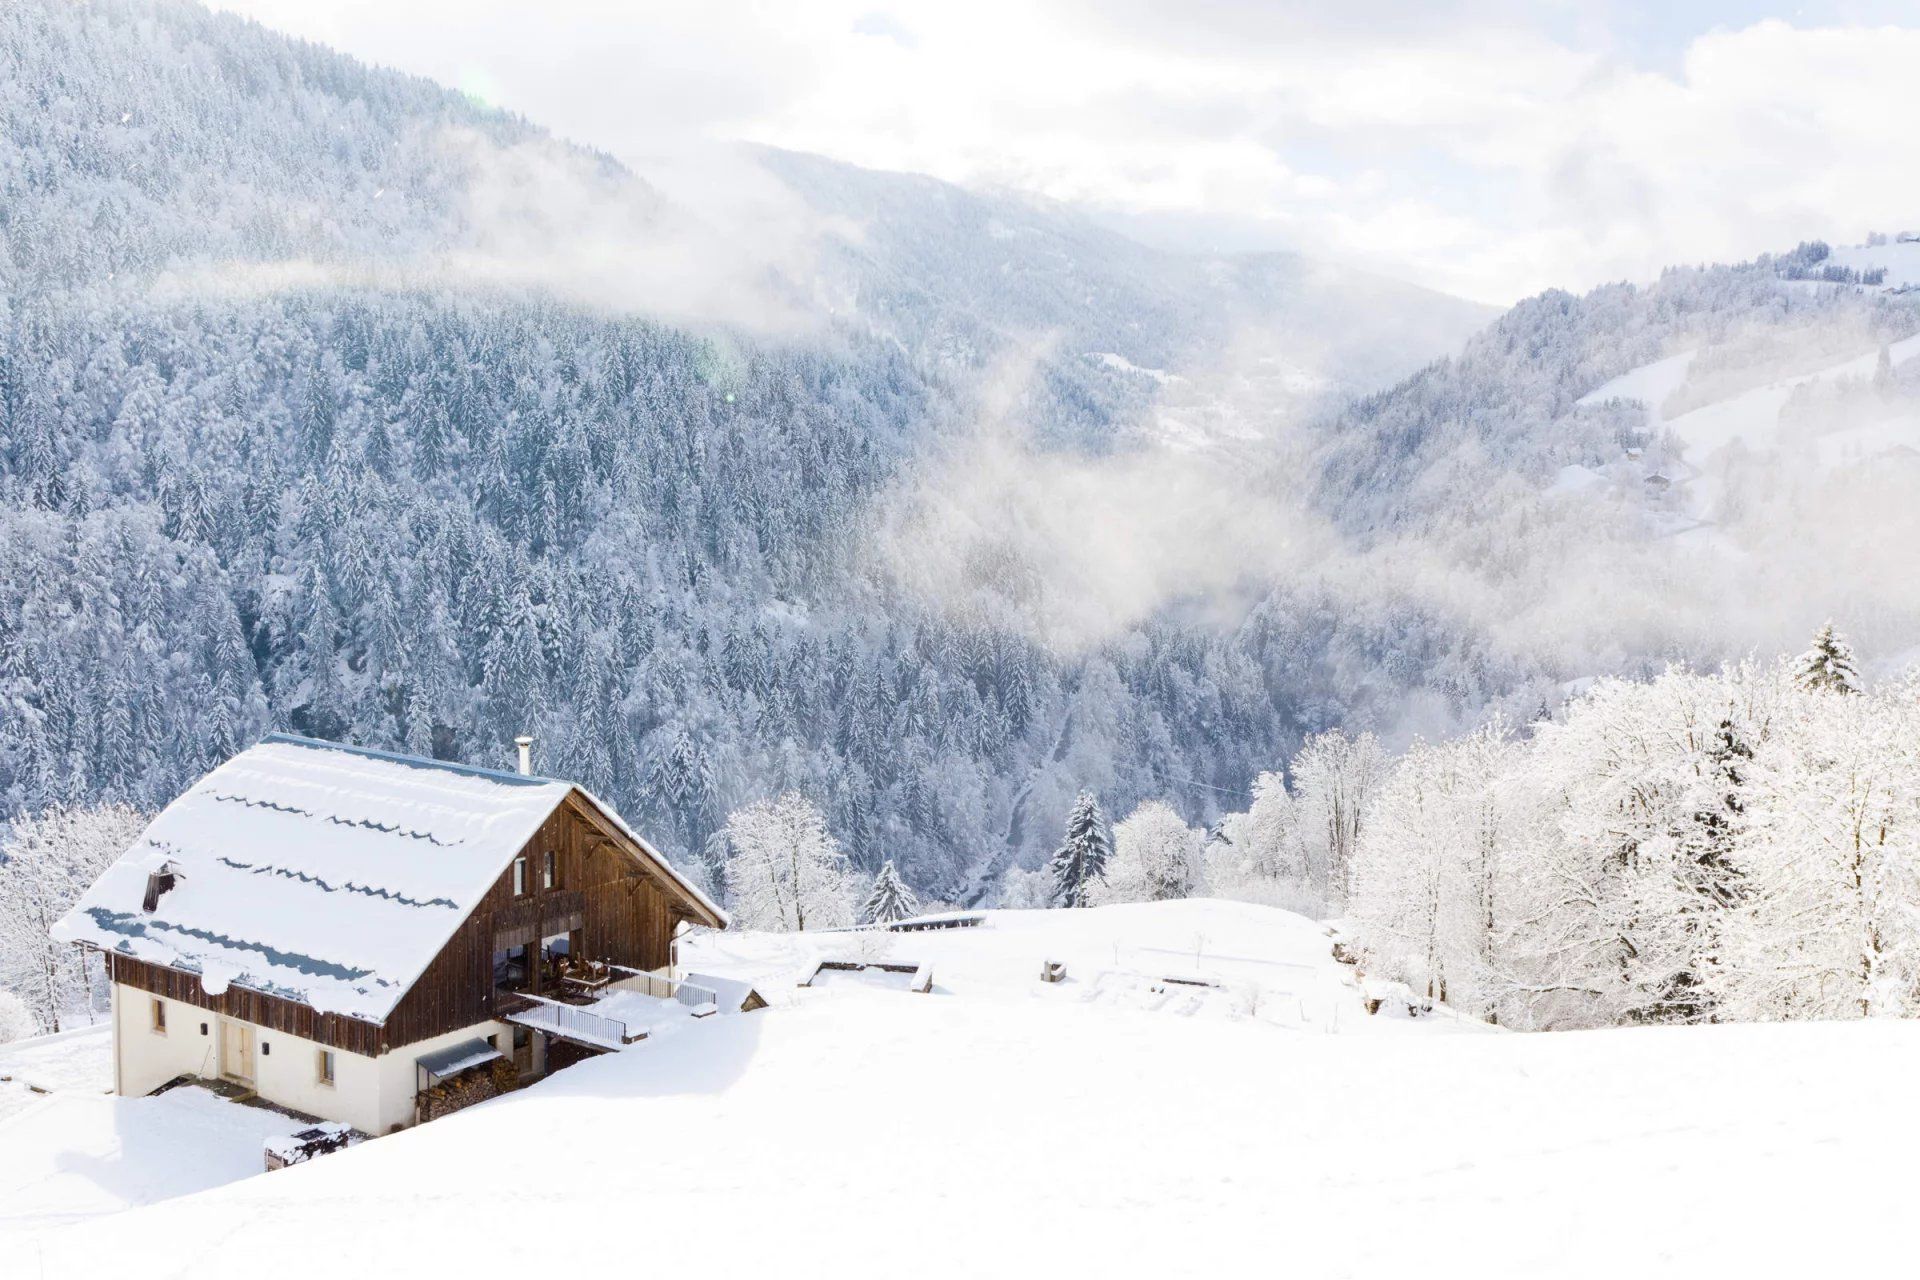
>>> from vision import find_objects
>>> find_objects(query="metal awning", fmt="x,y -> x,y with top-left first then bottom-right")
415,1037 -> 505,1084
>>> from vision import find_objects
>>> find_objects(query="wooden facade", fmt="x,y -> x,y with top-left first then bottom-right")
113,787 -> 720,1057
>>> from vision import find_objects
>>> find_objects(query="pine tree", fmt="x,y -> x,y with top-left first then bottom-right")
1047,791 -> 1112,908
1649,715 -> 1753,1023
1796,622 -> 1862,694
860,858 -> 921,925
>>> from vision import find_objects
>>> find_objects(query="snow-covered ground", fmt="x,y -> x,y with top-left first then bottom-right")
5,902 -> 1918,1276
0,1021 -> 112,1123
0,1081 -> 310,1233
0,1022 -> 318,1231
685,899 -> 1476,1034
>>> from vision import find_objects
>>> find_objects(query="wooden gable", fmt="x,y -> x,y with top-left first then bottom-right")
379,787 -> 717,1051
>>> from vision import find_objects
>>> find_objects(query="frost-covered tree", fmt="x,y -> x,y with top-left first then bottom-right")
1795,622 -> 1862,694
0,803 -> 147,1032
1098,801 -> 1204,904
996,866 -> 1056,910
1724,678 -> 1920,1019
1047,791 -> 1112,908
1349,720 -> 1517,1015
1291,730 -> 1386,909
0,990 -> 34,1044
860,858 -> 921,925
1338,652 -> 1920,1031
718,793 -> 858,932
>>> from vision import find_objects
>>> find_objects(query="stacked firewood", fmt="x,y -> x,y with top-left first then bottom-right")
418,1058 -> 519,1122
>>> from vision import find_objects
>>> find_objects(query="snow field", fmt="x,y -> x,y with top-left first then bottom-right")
6,902 -> 1916,1278
0,1021 -> 112,1122
11,979 -> 1919,1278
0,1082 -> 310,1232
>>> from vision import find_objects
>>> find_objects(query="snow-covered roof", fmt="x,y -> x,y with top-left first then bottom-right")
682,971 -> 761,1013
52,735 -> 724,1022
415,1038 -> 505,1082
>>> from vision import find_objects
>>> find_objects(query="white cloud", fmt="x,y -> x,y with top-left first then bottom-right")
206,2 -> 1920,303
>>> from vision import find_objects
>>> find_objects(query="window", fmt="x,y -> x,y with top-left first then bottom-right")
493,944 -> 530,992
512,855 -> 528,896
543,849 -> 557,890
151,998 -> 166,1034
317,1050 -> 336,1087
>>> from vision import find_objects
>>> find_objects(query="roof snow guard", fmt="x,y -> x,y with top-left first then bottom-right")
52,735 -> 724,1022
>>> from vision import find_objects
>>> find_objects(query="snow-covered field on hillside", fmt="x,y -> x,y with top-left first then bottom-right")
1576,291 -> 1920,536
682,899 -> 1477,1033
0,1085 -> 311,1233
4,901 -> 1917,1278
1827,237 -> 1920,290
0,1021 -> 320,1232
0,1022 -> 110,1123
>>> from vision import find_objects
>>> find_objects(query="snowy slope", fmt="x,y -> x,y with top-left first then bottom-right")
682,900 -> 1481,1034
8,902 -> 1919,1277
0,1023 -> 111,1122
0,1086 -> 309,1232
1827,237 -> 1920,290
1575,328 -> 1920,529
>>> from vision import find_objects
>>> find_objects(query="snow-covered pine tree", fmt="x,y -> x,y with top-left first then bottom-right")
1796,622 -> 1862,694
1047,791 -> 1111,908
860,858 -> 921,925
1650,713 -> 1754,1023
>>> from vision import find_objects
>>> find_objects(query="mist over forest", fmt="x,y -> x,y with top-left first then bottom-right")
4,0 -> 1918,914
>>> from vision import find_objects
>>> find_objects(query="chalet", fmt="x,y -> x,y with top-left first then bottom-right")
51,734 -> 725,1135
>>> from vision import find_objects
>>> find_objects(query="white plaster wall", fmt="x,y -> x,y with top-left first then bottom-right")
114,984 -> 223,1098
249,1019 -> 384,1135
113,982 -> 522,1135
372,1019 -> 517,1134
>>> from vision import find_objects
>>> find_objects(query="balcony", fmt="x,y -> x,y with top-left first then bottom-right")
496,969 -> 722,1053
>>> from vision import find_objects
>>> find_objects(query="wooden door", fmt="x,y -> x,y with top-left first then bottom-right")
221,1020 -> 255,1083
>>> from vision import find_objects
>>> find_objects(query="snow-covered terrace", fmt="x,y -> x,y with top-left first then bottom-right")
500,971 -> 721,1050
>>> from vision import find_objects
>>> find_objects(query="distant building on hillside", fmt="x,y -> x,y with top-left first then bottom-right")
52,734 -> 725,1134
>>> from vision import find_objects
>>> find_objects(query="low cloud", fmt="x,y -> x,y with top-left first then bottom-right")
872,319 -> 1920,694
866,341 -> 1339,652
156,127 -> 847,338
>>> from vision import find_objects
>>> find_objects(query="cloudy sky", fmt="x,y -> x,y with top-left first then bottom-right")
210,1 -> 1920,304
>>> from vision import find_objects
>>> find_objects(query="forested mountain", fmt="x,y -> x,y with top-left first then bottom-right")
3,0 -> 1914,907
